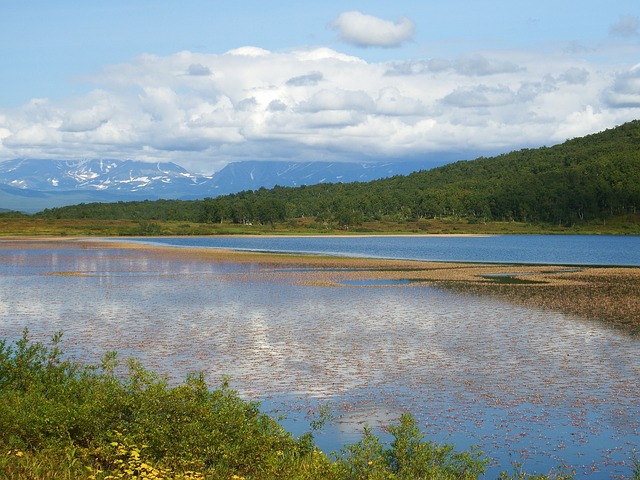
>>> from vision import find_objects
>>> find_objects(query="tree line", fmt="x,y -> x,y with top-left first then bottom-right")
35,120 -> 640,228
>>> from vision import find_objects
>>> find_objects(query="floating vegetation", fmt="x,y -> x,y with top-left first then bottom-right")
480,273 -> 548,285
339,279 -> 413,287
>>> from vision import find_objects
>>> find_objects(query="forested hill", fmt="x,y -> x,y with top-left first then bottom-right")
36,120 -> 640,227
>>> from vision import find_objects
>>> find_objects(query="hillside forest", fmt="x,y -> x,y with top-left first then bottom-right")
31,120 -> 640,229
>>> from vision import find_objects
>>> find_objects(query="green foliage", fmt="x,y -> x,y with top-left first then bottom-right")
0,330 -> 316,478
632,450 -> 640,480
0,331 -> 635,479
498,463 -> 576,480
333,414 -> 488,479
0,209 -> 29,218
309,401 -> 333,432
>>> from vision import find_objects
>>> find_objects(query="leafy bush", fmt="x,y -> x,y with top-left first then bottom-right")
333,415 -> 487,479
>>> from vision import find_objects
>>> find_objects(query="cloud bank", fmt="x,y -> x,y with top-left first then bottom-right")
1,38 -> 639,173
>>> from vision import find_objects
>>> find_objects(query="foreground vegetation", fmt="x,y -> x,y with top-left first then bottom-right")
4,331 -> 631,479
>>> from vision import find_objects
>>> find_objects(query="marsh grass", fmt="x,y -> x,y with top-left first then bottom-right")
1,215 -> 639,236
442,267 -> 640,335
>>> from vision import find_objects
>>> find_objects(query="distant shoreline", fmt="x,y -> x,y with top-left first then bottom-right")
0,232 -> 493,239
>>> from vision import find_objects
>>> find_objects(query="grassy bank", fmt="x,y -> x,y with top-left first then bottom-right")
2,331 -> 620,479
1,214 -> 640,236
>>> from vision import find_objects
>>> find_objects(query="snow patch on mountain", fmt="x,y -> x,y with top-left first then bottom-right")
0,157 -> 441,212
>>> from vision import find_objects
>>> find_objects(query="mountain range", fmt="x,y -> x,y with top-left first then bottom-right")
0,158 -> 435,213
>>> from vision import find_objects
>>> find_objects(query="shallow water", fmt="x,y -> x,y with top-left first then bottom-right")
132,234 -> 640,266
0,243 -> 638,478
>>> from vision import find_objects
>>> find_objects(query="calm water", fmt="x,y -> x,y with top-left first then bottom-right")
128,234 -> 640,266
0,239 -> 639,478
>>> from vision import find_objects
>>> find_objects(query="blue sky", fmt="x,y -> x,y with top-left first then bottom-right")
1,1 -> 639,173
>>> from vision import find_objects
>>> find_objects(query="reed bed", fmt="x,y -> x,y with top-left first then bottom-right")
445,267 -> 640,334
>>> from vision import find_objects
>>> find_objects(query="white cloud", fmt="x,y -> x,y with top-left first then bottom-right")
286,71 -> 324,87
609,15 -> 640,38
604,65 -> 640,107
293,48 -> 363,63
558,67 -> 590,85
386,53 -> 526,77
226,46 -> 271,57
1,43 -> 640,173
384,54 -> 524,77
442,85 -> 518,108
330,11 -> 415,48
267,99 -> 288,112
376,87 -> 425,116
297,89 -> 375,113
187,63 -> 212,76
3,124 -> 59,148
451,54 -> 524,76
384,59 -> 431,76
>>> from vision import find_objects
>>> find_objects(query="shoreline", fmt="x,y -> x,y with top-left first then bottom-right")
2,236 -> 639,334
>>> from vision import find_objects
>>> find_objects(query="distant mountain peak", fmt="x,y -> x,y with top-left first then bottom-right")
0,157 -> 437,212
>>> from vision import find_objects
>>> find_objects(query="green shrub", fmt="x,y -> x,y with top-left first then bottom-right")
0,330 -> 319,478
333,414 -> 487,479
2,330 -> 619,479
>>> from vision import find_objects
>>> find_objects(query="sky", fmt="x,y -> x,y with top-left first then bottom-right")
1,1 -> 640,174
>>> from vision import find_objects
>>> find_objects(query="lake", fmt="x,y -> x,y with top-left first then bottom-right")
0,236 -> 638,478
126,234 -> 640,266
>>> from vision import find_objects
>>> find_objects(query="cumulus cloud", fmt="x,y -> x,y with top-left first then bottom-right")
442,85 -> 517,108
330,11 -> 415,48
187,63 -> 212,76
559,67 -> 589,85
1,44 -> 639,172
297,89 -> 375,113
384,54 -> 523,77
286,71 -> 324,87
604,65 -> 640,107
226,46 -> 271,56
57,91 -> 114,132
236,97 -> 258,111
376,87 -> 425,115
267,100 -> 288,112
452,54 -> 524,76
609,15 -> 640,38
384,60 -> 430,76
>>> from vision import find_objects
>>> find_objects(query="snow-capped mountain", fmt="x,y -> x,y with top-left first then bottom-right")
201,160 -> 420,196
0,159 -> 210,194
0,158 -> 438,212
